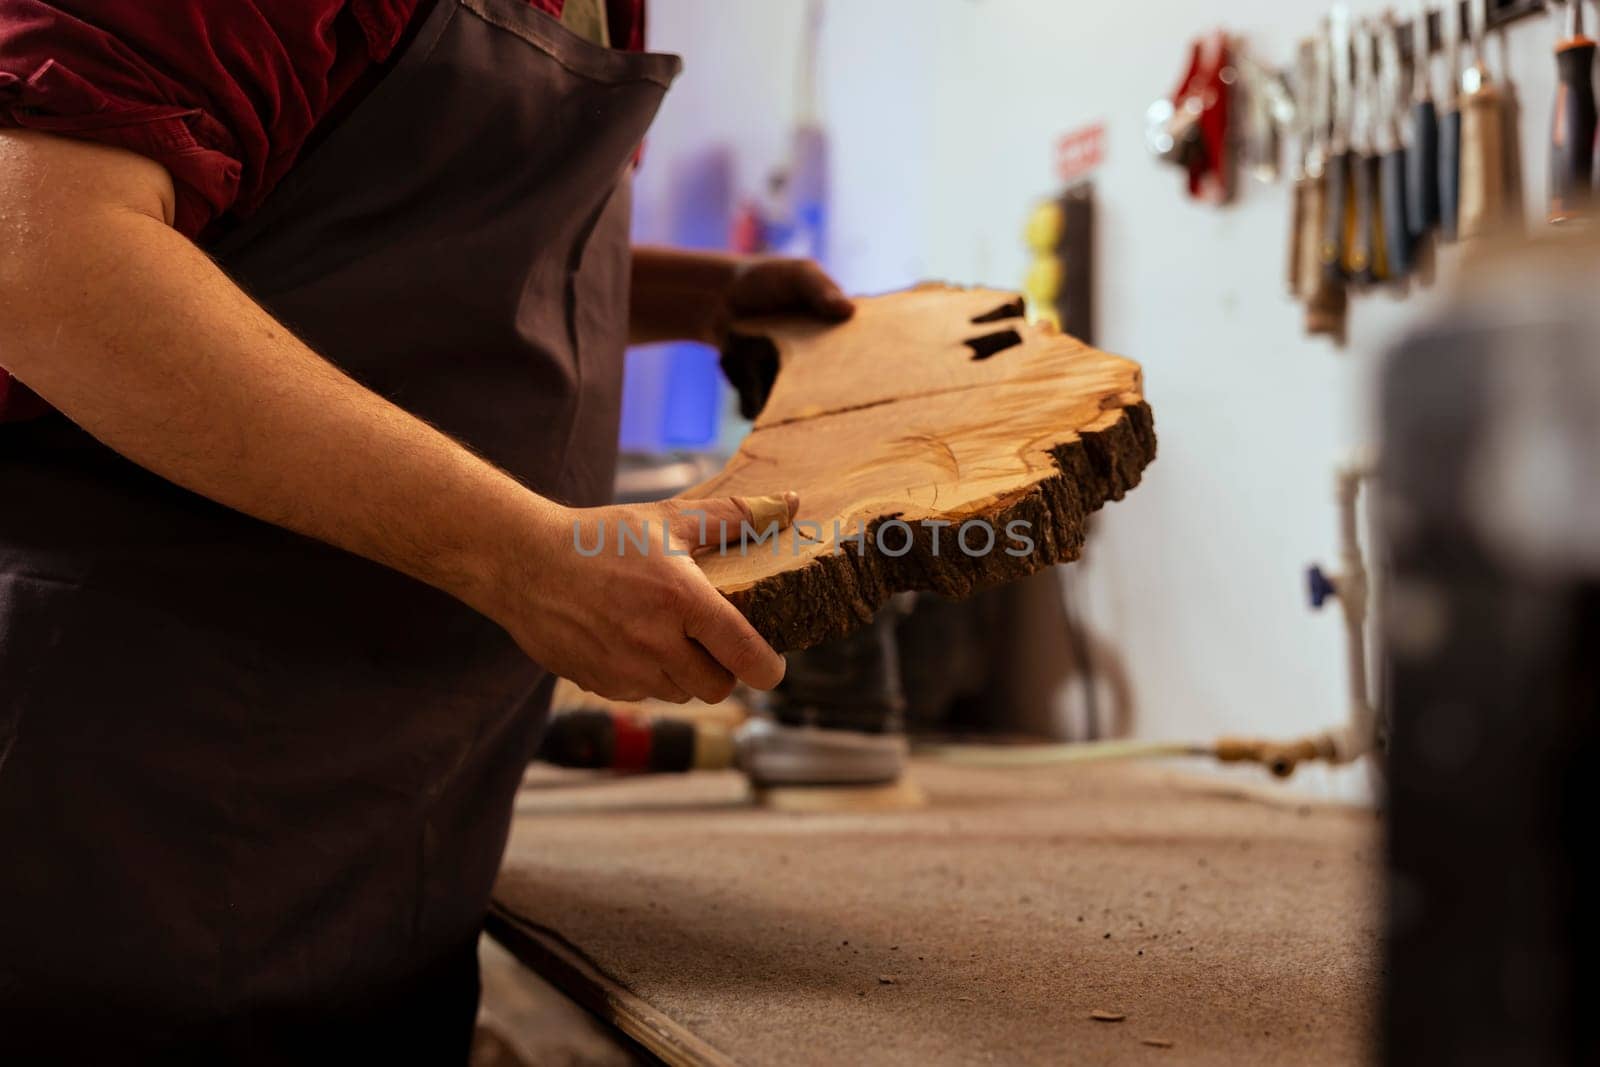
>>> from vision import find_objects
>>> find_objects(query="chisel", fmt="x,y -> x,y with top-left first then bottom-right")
1289,168 -> 1307,295
1306,23 -> 1349,339
1379,16 -> 1413,279
1347,20 -> 1382,283
1550,0 -> 1598,222
1459,0 -> 1508,239
1407,3 -> 1442,240
1323,7 -> 1356,283
1438,0 -> 1464,241
1289,41 -> 1311,296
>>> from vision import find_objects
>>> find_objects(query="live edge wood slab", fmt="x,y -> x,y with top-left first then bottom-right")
685,284 -> 1156,653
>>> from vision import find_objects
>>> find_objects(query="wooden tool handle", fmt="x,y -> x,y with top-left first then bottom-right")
1459,85 -> 1506,239
1322,150 -> 1351,280
1407,98 -> 1441,237
1297,175 -> 1328,302
1304,175 -> 1348,339
1288,177 -> 1308,295
1305,273 -> 1348,341
1348,152 -> 1379,283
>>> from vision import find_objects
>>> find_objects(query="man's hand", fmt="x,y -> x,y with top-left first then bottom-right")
629,247 -> 853,347
721,256 -> 854,329
718,257 -> 858,419
493,493 -> 798,704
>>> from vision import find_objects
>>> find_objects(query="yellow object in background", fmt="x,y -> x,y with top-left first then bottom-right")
1024,200 -> 1065,252
1024,199 -> 1066,326
1021,186 -> 1092,337
1024,256 -> 1063,306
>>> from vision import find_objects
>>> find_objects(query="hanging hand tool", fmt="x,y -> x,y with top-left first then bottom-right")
1289,38 -> 1318,296
1241,52 -> 1295,184
1300,32 -> 1335,303
1347,19 -> 1383,283
1459,0 -> 1509,238
1439,0 -> 1465,240
1148,33 -> 1237,203
1308,21 -> 1349,339
1289,130 -> 1307,296
1550,0 -> 1598,222
1323,7 -> 1356,283
1379,16 -> 1413,279
1408,3 -> 1443,242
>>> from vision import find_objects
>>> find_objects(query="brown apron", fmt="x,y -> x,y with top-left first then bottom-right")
0,0 -> 678,1059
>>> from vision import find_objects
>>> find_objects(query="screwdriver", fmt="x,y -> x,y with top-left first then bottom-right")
1438,0 -> 1464,240
1323,6 -> 1356,283
1459,0 -> 1508,239
1378,16 -> 1413,279
1407,3 -> 1442,241
1550,0 -> 1598,222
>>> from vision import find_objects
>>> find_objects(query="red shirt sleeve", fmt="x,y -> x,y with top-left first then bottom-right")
0,0 -> 422,239
0,1 -> 645,239
0,0 -> 418,422
0,0 -> 646,422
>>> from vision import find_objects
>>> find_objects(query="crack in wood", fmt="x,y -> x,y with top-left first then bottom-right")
964,328 -> 1023,361
969,297 -> 1027,324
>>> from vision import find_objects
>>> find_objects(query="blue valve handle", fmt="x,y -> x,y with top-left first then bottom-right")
1306,564 -> 1337,609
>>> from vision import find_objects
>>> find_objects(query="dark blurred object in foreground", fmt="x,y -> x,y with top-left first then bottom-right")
1380,234 -> 1600,1067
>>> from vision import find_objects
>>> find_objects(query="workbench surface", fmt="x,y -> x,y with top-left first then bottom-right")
491,760 -> 1379,1066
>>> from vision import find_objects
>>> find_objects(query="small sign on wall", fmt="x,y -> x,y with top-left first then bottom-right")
1055,122 -> 1106,184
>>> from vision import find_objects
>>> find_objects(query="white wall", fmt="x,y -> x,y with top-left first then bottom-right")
638,0 -> 1567,796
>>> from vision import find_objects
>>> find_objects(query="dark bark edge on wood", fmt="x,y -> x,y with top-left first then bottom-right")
729,400 -> 1157,653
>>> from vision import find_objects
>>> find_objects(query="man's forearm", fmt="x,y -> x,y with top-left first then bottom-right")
0,131 -> 556,625
628,245 -> 743,345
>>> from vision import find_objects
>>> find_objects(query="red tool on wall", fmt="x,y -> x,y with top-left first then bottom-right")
1147,30 -> 1236,203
